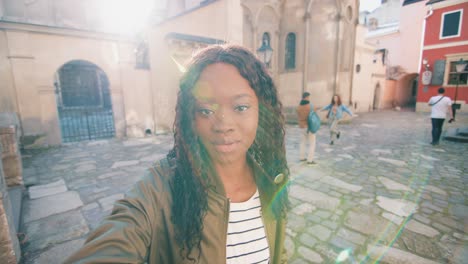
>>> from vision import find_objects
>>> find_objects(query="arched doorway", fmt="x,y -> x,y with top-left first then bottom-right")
54,60 -> 115,143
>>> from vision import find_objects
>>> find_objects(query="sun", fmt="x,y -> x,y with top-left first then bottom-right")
96,0 -> 157,35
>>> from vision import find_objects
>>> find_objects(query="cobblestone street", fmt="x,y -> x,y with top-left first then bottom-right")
19,110 -> 467,263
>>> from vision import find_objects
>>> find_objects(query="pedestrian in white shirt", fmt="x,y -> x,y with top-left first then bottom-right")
428,87 -> 453,145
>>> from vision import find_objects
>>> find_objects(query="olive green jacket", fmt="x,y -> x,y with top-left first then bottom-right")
65,158 -> 287,263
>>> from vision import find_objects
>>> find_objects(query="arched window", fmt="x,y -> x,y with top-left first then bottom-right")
285,33 -> 296,70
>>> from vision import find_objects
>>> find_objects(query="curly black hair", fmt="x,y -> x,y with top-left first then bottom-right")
167,44 -> 289,261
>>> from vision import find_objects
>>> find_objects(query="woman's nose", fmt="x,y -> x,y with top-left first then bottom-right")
213,109 -> 234,133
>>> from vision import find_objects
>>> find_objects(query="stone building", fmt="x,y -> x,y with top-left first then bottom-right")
0,0 -> 361,145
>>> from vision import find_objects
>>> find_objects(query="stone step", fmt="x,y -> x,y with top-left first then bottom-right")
457,127 -> 468,137
7,185 -> 24,232
444,127 -> 468,143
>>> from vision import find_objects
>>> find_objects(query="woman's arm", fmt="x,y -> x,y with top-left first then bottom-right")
342,105 -> 353,116
321,104 -> 331,111
64,172 -> 157,264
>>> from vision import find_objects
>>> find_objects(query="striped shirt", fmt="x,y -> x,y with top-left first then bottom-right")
226,190 -> 269,264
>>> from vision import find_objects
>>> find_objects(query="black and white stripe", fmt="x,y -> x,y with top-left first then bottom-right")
226,190 -> 269,264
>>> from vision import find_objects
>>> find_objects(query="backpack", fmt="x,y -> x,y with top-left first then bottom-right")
307,103 -> 321,133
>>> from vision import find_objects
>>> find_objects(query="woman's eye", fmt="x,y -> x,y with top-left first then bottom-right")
235,105 -> 250,112
197,108 -> 214,116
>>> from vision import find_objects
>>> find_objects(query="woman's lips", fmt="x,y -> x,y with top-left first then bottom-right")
212,141 -> 240,153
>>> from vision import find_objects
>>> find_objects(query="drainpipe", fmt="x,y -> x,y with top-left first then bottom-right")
418,6 -> 433,72
348,18 -> 358,106
333,10 -> 341,94
302,0 -> 313,94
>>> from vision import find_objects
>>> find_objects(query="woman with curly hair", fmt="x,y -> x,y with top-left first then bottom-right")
321,94 -> 353,145
65,44 -> 289,264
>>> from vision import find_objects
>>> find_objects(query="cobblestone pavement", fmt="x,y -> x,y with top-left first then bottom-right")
19,110 -> 467,263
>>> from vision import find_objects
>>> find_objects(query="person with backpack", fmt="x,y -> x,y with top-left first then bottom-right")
296,92 -> 320,165
321,94 -> 353,145
428,87 -> 453,145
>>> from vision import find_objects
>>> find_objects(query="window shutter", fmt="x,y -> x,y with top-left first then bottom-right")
431,60 -> 446,86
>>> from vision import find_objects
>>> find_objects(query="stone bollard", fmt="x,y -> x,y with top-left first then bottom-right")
0,126 -> 23,187
0,143 -> 21,263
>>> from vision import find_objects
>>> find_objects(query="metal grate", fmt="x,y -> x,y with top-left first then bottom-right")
58,107 -> 115,143
56,60 -> 115,143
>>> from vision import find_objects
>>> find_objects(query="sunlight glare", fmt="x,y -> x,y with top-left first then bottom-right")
97,0 -> 155,35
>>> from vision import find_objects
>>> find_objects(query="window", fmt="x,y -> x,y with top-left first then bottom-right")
135,42 -> 150,69
440,9 -> 463,39
285,33 -> 296,70
447,60 -> 468,85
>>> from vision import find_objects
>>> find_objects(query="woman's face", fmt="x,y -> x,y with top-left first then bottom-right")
333,95 -> 338,103
193,63 -> 259,165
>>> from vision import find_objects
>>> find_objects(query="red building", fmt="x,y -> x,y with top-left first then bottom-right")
417,0 -> 468,113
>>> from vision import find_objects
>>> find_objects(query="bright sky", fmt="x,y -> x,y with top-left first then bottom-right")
360,0 -> 382,12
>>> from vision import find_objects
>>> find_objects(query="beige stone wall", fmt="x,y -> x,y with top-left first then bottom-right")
0,31 -> 17,113
149,0 -> 232,133
352,25 -> 386,112
0,22 -> 153,145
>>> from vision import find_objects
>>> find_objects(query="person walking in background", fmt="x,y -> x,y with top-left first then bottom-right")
296,92 -> 318,165
322,94 -> 353,145
428,87 -> 453,145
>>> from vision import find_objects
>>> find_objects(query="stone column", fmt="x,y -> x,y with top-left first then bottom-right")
0,143 -> 21,264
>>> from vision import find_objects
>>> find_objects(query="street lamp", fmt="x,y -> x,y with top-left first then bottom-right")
452,58 -> 467,119
256,35 -> 273,67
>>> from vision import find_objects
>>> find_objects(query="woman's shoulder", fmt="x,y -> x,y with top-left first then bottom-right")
136,157 -> 176,194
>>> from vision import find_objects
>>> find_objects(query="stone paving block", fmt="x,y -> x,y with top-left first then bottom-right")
322,220 -> 338,230
299,233 -> 317,247
329,236 -> 357,251
23,210 -> 88,253
292,203 -> 315,215
30,238 -> 84,264
51,164 -> 71,171
449,203 -> 468,219
421,202 -> 444,213
382,212 -> 404,225
367,245 -> 440,264
431,222 -> 452,233
306,224 -> 332,241
98,193 -> 124,211
378,176 -> 412,192
74,164 -> 97,172
419,154 -> 439,161
111,160 -> 139,169
453,232 -> 468,241
289,185 -> 340,210
320,176 -> 362,192
371,149 -> 392,155
337,228 -> 366,245
287,214 -> 307,232
378,157 -> 406,167
297,246 -> 323,263
289,258 -> 309,264
314,210 -> 331,219
28,179 -> 67,199
140,153 -> 166,162
405,220 -> 440,238
23,191 -> 83,223
345,210 -> 397,237
376,196 -> 417,217
412,214 -> 431,224
305,214 -> 321,224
